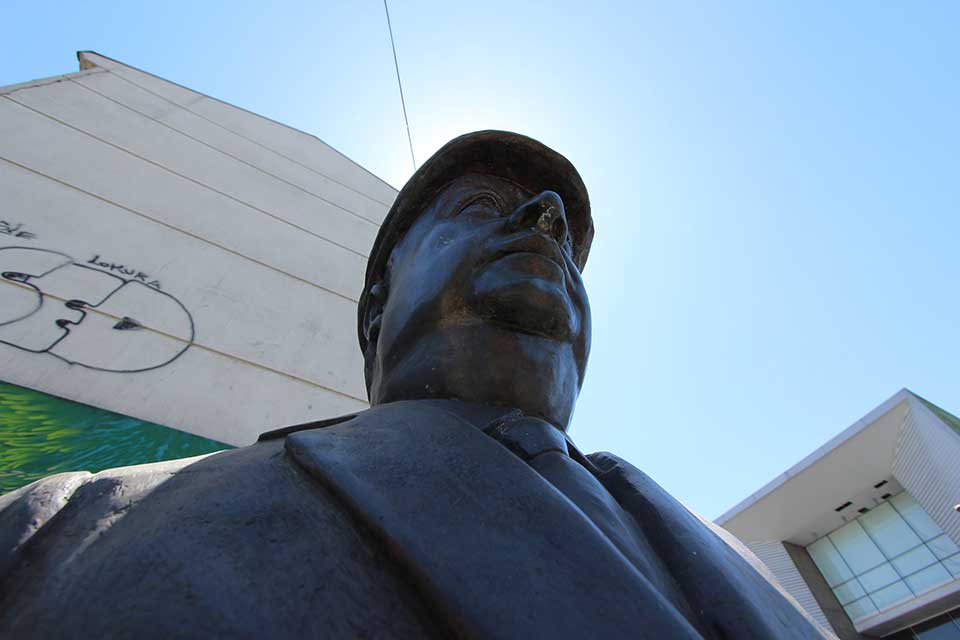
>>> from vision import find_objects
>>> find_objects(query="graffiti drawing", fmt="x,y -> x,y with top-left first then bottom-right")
0,246 -> 195,373
0,220 -> 37,240
86,254 -> 162,289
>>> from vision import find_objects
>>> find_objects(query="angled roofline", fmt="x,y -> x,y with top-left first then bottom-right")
0,66 -> 105,97
76,50 -> 400,194
715,387 -> 915,526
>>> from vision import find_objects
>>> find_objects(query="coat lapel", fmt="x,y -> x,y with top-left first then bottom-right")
286,401 -> 701,640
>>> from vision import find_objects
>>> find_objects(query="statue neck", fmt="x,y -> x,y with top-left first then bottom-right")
369,325 -> 581,430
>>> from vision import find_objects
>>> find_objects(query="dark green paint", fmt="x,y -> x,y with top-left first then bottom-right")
0,380 -> 231,494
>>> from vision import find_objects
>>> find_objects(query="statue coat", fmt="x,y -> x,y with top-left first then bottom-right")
0,401 -> 830,639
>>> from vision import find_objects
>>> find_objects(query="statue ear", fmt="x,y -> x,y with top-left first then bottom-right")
363,282 -> 387,347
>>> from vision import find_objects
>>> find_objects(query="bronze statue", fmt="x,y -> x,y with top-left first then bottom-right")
0,131 -> 828,638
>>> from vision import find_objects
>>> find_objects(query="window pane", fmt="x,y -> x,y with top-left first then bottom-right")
860,502 -> 922,558
830,521 -> 886,575
892,545 -> 938,577
904,563 -> 952,595
890,492 -> 944,542
913,612 -> 960,639
943,553 -> 960,578
928,534 -> 960,560
843,595 -> 877,622
859,563 -> 900,593
805,492 -> 960,623
869,580 -> 913,610
832,578 -> 865,605
808,536 -> 853,587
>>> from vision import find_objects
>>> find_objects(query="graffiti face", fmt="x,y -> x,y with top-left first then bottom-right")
0,247 -> 194,373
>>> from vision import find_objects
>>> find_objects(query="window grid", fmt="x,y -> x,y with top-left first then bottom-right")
856,506 -> 915,611
887,494 -> 960,596
807,492 -> 960,623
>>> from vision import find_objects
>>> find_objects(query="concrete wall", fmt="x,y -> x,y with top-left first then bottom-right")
0,52 -> 394,446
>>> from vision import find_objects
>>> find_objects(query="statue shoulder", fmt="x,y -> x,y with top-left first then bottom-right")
587,451 -> 832,638
0,439 -> 441,639
0,471 -> 92,578
0,450 -> 224,582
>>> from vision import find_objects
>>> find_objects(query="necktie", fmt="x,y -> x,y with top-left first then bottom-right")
485,415 -> 695,621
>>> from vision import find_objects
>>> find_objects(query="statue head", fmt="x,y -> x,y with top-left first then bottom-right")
358,131 -> 594,429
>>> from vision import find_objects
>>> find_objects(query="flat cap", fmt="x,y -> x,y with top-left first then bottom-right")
358,130 -> 593,355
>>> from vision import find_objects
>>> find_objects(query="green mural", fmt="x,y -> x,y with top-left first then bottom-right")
0,381 -> 231,494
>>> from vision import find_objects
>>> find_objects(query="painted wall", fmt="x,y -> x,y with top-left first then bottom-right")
0,380 -> 229,493
0,52 -> 394,446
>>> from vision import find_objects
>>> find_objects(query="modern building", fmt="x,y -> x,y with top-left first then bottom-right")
718,389 -> 960,639
0,52 -> 393,491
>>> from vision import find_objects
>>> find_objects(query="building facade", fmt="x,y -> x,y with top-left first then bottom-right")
718,389 -> 960,639
1,53 -> 393,490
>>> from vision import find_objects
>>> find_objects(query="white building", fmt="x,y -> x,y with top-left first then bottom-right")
0,52 -> 392,452
718,389 -> 960,639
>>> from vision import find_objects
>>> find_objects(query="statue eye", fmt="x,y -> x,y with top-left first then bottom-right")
457,194 -> 501,218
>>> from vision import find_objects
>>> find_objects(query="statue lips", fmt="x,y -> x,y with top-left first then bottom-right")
472,231 -> 577,341
482,232 -> 569,284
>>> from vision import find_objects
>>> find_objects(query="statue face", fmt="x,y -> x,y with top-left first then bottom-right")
365,173 -> 591,425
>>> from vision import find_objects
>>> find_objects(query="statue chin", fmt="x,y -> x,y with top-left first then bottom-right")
470,279 -> 577,341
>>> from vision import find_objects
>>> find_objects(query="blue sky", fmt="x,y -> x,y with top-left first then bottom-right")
5,1 -> 959,518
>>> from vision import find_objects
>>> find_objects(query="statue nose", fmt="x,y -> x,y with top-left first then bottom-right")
507,191 -> 569,244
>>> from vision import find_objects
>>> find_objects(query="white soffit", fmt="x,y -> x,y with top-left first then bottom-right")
717,389 -> 913,545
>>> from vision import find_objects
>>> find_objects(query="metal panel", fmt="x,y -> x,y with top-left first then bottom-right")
893,398 -> 960,545
747,541 -> 835,633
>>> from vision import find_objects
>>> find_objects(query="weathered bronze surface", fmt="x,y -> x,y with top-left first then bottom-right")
0,131 -> 829,638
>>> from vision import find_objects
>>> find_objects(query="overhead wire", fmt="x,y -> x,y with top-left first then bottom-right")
383,0 -> 416,171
